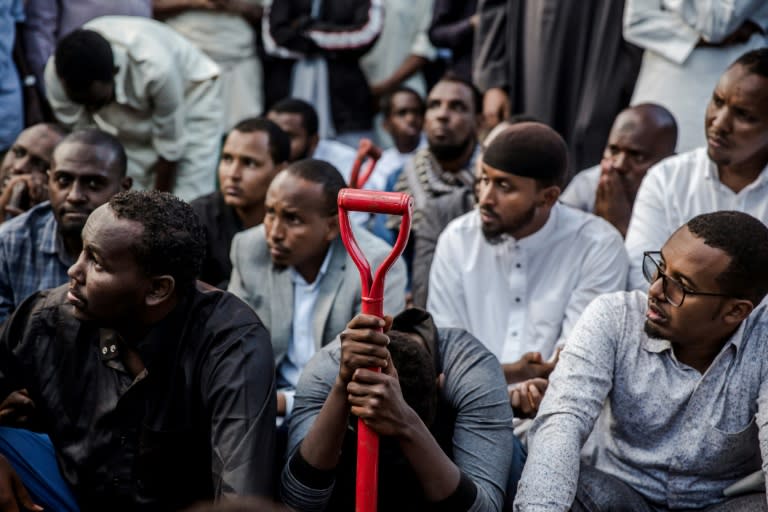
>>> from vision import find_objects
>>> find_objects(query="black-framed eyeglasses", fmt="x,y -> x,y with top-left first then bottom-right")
642,251 -> 733,307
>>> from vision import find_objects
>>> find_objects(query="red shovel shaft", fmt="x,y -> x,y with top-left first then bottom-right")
337,189 -> 413,512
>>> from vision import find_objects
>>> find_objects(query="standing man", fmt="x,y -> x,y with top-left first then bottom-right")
625,48 -> 768,290
428,123 -> 627,388
44,16 -> 223,201
561,103 -> 677,236
0,191 -> 276,511
191,117 -> 290,288
516,211 -> 768,511
0,128 -> 131,323
228,160 -> 406,420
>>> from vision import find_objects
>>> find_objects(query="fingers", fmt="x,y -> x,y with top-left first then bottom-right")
521,352 -> 542,363
345,314 -> 386,332
11,472 -> 42,511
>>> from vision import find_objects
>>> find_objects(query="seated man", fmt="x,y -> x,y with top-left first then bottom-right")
625,48 -> 768,290
0,191 -> 276,511
560,103 -> 677,236
428,123 -> 627,389
228,159 -> 407,419
45,16 -> 223,201
191,117 -> 290,288
515,211 -> 768,511
281,309 -> 515,511
0,128 -> 131,323
0,123 -> 67,220
364,86 -> 427,193
267,99 -> 358,182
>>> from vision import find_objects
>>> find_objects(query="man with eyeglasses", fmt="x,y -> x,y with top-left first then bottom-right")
625,47 -> 768,290
515,210 -> 768,511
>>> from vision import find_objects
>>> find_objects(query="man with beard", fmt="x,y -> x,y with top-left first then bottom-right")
625,48 -> 768,291
228,160 -> 406,421
386,75 -> 481,240
515,211 -> 768,511
0,128 -> 131,323
427,123 -> 627,398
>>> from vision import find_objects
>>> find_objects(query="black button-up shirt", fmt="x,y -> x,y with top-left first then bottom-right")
0,283 -> 276,511
190,191 -> 244,289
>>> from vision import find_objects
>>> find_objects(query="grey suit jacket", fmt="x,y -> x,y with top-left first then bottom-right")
228,224 -> 407,366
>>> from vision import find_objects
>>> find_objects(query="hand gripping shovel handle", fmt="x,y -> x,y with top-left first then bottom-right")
349,138 -> 383,189
337,189 -> 413,512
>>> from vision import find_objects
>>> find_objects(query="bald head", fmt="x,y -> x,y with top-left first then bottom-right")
601,103 -> 678,199
1,123 -> 67,183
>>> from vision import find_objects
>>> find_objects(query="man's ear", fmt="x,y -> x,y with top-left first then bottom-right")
722,299 -> 754,326
308,134 -> 320,155
122,176 -> 133,191
325,213 -> 341,242
538,185 -> 561,207
145,275 -> 175,307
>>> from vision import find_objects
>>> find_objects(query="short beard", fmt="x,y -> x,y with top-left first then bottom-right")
481,203 -> 536,243
57,222 -> 86,241
643,320 -> 664,339
429,135 -> 474,163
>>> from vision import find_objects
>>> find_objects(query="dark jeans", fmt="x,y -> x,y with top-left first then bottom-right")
572,466 -> 767,512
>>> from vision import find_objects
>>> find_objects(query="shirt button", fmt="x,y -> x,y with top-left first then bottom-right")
516,263 -> 521,268
515,297 -> 521,303
511,331 -> 518,337
110,345 -> 117,353
102,347 -> 108,355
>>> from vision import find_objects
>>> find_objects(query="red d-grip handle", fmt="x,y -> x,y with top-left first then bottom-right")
349,138 -> 383,189
337,188 -> 412,512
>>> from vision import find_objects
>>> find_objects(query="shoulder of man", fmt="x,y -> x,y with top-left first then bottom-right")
0,202 -> 53,240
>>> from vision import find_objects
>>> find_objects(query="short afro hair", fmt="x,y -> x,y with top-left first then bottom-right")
686,210 -> 768,305
230,117 -> 291,165
108,190 -> 206,296
55,29 -> 114,91
283,158 -> 347,214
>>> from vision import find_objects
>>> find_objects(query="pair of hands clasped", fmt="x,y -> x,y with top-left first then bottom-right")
336,314 -> 419,438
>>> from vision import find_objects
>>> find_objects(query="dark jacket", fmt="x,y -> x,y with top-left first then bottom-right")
268,0 -> 382,133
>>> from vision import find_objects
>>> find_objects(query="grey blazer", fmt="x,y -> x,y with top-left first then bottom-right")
228,224 -> 407,366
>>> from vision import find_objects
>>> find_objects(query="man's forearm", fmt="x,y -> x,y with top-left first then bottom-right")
298,377 -> 350,471
398,412 -> 463,503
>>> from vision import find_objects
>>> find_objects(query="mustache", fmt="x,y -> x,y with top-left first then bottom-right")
479,206 -> 499,219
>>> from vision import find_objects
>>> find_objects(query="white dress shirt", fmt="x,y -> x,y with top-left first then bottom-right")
427,204 -> 627,363
560,165 -> 600,213
277,246 -> 334,416
625,147 -> 768,290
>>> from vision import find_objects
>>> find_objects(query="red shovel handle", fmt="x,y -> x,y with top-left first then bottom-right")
349,138 -> 383,189
337,188 -> 413,512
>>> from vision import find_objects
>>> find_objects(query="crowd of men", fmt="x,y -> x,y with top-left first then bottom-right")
0,2 -> 767,512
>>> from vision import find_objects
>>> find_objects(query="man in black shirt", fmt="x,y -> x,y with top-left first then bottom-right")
191,117 -> 290,288
0,190 -> 277,511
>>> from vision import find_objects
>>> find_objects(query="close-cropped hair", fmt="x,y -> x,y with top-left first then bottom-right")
109,190 -> 206,296
269,98 -> 319,138
54,29 -> 114,90
231,117 -> 291,164
56,128 -> 128,177
380,86 -> 425,118
686,210 -> 768,305
282,159 -> 347,214
731,47 -> 768,78
434,72 -> 483,116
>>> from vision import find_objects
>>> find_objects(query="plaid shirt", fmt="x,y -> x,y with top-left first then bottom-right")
0,202 -> 73,323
